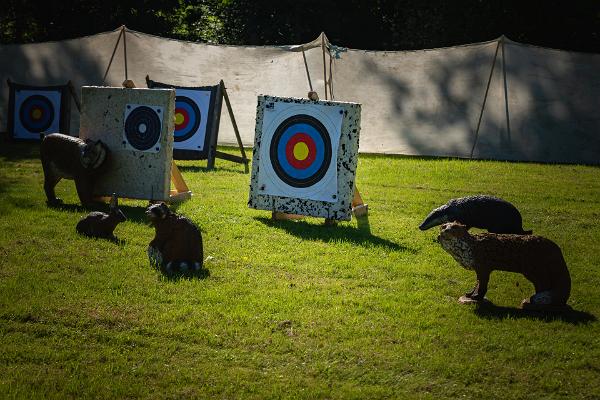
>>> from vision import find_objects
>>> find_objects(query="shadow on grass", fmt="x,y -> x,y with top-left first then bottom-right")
255,216 -> 413,252
177,164 -> 248,174
473,302 -> 596,325
76,232 -> 128,245
50,201 -> 184,225
156,266 -> 210,282
0,139 -> 40,161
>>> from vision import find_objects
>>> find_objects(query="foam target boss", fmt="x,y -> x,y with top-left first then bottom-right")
249,95 -> 361,221
79,86 -> 189,202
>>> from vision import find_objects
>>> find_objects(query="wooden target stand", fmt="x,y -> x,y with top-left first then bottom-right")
272,185 -> 369,225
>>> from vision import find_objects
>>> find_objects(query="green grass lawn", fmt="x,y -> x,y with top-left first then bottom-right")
1,142 -> 599,399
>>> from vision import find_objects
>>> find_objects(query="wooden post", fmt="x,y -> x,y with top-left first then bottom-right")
206,83 -> 223,170
470,38 -> 501,158
321,33 -> 328,100
122,26 -> 128,81
301,47 -> 314,92
328,52 -> 334,100
102,27 -> 124,85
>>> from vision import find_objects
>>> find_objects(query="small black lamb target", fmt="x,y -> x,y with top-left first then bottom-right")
76,194 -> 126,240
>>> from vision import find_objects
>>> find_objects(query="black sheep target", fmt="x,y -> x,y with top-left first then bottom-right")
123,104 -> 164,152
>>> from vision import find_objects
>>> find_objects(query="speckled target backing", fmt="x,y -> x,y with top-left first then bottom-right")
80,86 -> 175,201
249,95 -> 361,221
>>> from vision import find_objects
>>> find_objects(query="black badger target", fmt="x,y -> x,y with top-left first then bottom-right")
269,114 -> 332,188
174,95 -> 201,142
19,94 -> 55,133
124,105 -> 162,151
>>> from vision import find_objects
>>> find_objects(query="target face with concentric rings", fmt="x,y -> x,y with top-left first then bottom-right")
256,100 -> 344,203
123,104 -> 164,152
12,89 -> 63,138
19,94 -> 55,133
269,114 -> 332,188
174,95 -> 201,142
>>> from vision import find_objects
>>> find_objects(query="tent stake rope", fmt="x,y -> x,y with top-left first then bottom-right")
470,39 -> 501,158
101,26 -> 124,85
501,36 -> 512,146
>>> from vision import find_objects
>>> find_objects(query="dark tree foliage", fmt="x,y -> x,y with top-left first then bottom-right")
1,0 -> 599,53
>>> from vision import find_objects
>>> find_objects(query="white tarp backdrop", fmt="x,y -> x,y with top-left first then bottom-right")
1,27 -> 599,164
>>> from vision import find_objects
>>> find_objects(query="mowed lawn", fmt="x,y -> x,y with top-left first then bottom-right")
0,142 -> 599,399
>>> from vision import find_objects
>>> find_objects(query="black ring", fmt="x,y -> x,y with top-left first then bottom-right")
124,106 -> 162,151
269,114 -> 332,188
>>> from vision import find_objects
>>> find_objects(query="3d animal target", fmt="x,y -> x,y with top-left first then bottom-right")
249,95 -> 361,221
6,80 -> 71,140
79,86 -> 180,201
146,77 -> 221,160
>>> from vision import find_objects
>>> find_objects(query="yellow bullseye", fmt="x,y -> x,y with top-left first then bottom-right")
31,108 -> 42,120
293,141 -> 309,161
174,112 -> 185,126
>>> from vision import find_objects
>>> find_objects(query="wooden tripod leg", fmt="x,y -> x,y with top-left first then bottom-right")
352,185 -> 368,217
169,161 -> 192,202
221,81 -> 250,173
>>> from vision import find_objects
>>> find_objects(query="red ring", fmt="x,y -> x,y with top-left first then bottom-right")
285,132 -> 316,169
175,108 -> 190,131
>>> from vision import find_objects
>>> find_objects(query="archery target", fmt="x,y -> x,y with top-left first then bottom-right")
13,90 -> 61,138
123,104 -> 165,153
173,89 -> 211,151
257,101 -> 343,202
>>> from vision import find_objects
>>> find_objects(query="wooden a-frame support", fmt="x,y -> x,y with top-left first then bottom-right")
168,161 -> 192,202
207,80 -> 250,172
